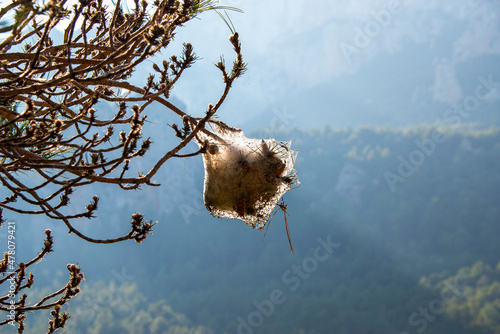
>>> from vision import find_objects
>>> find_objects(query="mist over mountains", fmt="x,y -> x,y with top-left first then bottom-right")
157,0 -> 500,130
17,126 -> 500,334
37,1 -> 500,130
2,1 -> 500,333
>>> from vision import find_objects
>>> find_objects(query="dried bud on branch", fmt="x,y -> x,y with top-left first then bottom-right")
0,0 -> 252,332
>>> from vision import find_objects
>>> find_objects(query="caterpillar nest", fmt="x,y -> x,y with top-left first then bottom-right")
196,122 -> 299,230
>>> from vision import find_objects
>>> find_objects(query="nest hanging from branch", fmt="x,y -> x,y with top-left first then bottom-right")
195,122 -> 299,230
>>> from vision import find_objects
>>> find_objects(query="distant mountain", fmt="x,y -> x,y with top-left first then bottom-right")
164,0 -> 500,130
20,125 -> 500,334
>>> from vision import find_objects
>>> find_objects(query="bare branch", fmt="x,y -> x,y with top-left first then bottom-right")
0,0 -> 246,332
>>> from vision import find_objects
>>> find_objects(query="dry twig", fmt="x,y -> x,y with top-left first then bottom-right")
0,0 -> 246,331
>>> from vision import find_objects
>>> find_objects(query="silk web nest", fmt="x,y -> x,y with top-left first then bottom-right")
195,122 -> 299,230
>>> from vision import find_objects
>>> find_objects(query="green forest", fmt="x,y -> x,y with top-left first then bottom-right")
19,125 -> 500,334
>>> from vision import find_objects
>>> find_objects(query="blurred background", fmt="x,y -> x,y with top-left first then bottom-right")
2,0 -> 500,333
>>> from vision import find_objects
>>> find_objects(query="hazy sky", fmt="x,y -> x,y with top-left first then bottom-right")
164,0 -> 500,130
3,0 -> 499,129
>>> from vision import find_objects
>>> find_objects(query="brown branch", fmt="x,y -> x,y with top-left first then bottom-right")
0,0 -> 246,331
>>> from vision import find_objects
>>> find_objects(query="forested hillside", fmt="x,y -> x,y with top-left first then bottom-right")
22,126 -> 500,334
